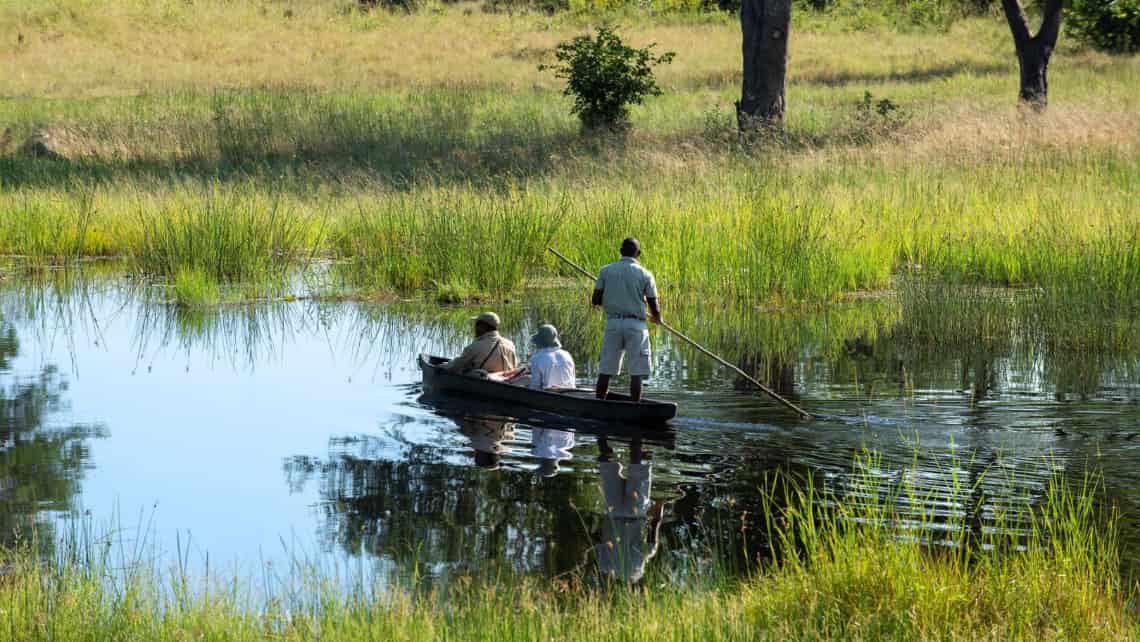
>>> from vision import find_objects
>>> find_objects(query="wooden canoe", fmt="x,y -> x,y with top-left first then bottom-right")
418,354 -> 677,425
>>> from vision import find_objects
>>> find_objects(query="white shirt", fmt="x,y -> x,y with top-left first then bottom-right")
595,257 -> 658,319
531,428 -> 575,460
529,347 -> 577,390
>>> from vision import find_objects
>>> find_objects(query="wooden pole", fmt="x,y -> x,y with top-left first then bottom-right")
548,247 -> 813,420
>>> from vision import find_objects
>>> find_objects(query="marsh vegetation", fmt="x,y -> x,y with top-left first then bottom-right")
0,0 -> 1137,639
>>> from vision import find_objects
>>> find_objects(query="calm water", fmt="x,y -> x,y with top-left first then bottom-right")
1,276 -> 1138,586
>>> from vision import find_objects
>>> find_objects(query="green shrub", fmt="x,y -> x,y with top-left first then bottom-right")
483,0 -> 568,13
539,26 -> 675,133
356,0 -> 419,12
1068,0 -> 1140,53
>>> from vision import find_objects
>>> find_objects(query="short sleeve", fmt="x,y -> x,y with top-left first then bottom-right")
643,271 -> 658,299
594,265 -> 607,291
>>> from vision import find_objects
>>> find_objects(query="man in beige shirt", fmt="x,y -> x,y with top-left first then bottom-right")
592,238 -> 662,402
441,312 -> 519,375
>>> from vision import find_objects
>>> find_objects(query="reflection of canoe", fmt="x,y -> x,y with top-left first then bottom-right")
419,354 -> 677,425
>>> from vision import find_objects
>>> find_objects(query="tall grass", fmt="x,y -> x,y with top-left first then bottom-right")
131,188 -> 316,285
0,461 -> 1134,641
0,6 -> 1134,308
336,189 -> 564,294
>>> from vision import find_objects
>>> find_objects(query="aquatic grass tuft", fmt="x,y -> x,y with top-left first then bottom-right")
131,187 -> 316,286
0,458 -> 1135,641
170,266 -> 221,307
336,189 -> 565,297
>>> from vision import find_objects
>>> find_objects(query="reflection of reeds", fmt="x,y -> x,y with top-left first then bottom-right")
2,271 -> 1134,399
0,457 -> 1132,640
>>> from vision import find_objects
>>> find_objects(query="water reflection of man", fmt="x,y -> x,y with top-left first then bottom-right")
531,427 -> 575,478
593,435 -> 666,583
457,417 -> 515,471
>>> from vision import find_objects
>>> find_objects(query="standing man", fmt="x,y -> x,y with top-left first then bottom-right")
592,238 -> 661,402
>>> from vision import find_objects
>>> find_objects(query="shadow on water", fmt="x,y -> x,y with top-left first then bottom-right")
0,269 -> 1137,584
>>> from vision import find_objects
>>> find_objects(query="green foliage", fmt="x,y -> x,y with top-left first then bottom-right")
132,188 -> 314,284
170,266 -> 221,307
335,190 -> 564,297
849,90 -> 909,142
0,462 -> 1134,640
539,26 -> 675,133
792,0 -> 983,29
483,0 -> 569,14
356,0 -> 420,13
1067,0 -> 1140,53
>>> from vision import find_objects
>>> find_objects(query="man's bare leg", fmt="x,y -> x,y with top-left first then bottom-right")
630,375 -> 643,402
595,374 -> 611,400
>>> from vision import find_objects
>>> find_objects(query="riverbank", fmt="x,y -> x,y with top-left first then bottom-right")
1,466 -> 1134,641
1,5 -> 1136,307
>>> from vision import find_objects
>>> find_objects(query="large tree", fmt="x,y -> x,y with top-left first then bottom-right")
737,0 -> 792,134
1001,0 -> 1064,111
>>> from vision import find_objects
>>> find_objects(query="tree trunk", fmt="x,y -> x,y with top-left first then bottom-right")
737,0 -> 791,134
1001,0 -> 1063,111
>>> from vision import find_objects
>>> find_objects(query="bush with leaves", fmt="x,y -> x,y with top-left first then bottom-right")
1067,0 -> 1140,53
357,0 -> 420,11
540,27 -> 675,133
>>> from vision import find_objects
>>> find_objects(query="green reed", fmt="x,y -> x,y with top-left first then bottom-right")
131,187 -> 317,288
335,189 -> 565,295
0,47 -> 1134,308
0,458 -> 1133,641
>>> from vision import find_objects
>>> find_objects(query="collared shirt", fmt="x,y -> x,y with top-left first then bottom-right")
595,257 -> 658,319
529,347 -> 577,390
442,331 -> 518,374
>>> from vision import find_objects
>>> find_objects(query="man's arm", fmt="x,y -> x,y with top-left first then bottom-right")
646,297 -> 662,324
528,358 -> 544,389
644,272 -> 661,324
592,267 -> 606,306
441,343 -> 478,373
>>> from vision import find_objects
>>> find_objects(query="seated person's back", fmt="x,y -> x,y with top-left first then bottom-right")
529,324 -> 576,390
442,312 -> 518,374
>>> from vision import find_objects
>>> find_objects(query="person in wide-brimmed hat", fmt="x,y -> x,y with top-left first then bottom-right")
441,311 -> 518,375
528,324 -> 576,391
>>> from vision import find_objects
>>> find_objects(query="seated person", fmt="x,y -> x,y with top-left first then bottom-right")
441,312 -> 518,375
528,324 -> 576,391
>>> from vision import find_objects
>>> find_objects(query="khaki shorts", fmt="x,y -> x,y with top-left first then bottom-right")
599,318 -> 651,377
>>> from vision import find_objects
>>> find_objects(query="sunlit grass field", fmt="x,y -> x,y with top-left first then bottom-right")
0,4 -> 1136,638
0,1 -> 1136,309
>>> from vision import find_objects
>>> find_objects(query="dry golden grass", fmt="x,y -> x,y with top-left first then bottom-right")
3,0 -> 1130,97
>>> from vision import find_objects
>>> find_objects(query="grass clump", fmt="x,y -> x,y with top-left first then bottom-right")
0,461 -> 1134,641
132,187 -> 316,288
752,466 -> 1133,639
336,189 -> 563,298
170,266 -> 221,307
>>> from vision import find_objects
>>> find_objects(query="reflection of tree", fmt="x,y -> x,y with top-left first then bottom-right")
284,423 -> 602,583
0,319 -> 104,553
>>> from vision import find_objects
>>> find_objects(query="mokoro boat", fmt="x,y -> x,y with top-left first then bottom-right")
419,354 -> 677,425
